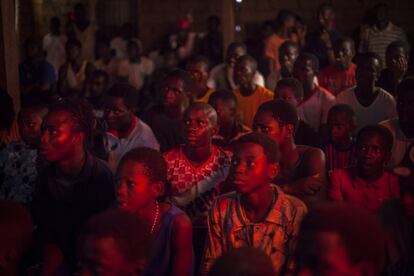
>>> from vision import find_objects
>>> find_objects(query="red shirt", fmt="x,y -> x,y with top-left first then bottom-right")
318,63 -> 356,96
329,168 -> 400,212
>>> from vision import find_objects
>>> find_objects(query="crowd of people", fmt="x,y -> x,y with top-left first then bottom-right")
0,1 -> 413,276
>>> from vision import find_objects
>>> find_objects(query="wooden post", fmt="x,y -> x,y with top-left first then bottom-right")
222,0 -> 235,53
0,0 -> 20,112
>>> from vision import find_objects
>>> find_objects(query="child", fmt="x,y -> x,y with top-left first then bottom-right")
104,83 -> 159,171
117,147 -> 193,276
233,55 -> 274,127
185,56 -> 215,103
202,132 -> 306,275
275,78 -> 320,147
329,125 -> 400,212
163,102 -> 231,272
318,37 -> 357,95
84,70 -> 109,119
94,37 -> 118,78
0,102 -> 48,203
254,100 -> 327,208
324,104 -> 357,174
208,90 -> 250,152
336,52 -> 397,132
77,209 -> 152,276
292,53 -> 336,136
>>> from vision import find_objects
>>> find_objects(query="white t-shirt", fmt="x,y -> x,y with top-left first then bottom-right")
43,33 -> 67,74
336,87 -> 397,132
207,63 -> 265,90
116,57 -> 154,90
297,85 -> 336,132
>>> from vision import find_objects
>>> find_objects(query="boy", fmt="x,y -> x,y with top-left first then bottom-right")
292,53 -> 336,136
324,104 -> 357,174
318,37 -> 357,95
164,103 -> 231,270
185,56 -> 215,103
233,55 -> 274,127
143,69 -> 191,152
329,125 -> 400,212
295,202 -> 386,276
77,209 -> 152,276
94,37 -> 118,78
208,42 -> 265,90
377,40 -> 410,96
104,83 -> 159,171
208,90 -> 250,152
84,70 -> 109,119
336,53 -> 397,132
380,78 -> 414,167
254,100 -> 327,208
275,78 -> 321,147
116,147 -> 193,276
202,132 -> 306,275
33,98 -> 115,274
0,102 -> 48,204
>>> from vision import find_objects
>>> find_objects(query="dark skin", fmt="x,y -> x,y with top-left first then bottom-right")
231,143 -> 279,221
182,107 -> 218,167
234,59 -> 257,97
334,41 -> 354,70
397,91 -> 414,139
354,57 -> 382,107
318,7 -> 336,65
385,46 -> 408,85
253,111 -> 327,202
209,98 -> 238,141
293,58 -> 316,99
185,61 -> 210,102
105,97 -> 133,135
279,45 -> 299,77
18,108 -> 48,147
327,111 -> 355,150
162,77 -> 188,120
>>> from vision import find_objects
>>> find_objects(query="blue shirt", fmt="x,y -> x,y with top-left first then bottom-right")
19,58 -> 56,85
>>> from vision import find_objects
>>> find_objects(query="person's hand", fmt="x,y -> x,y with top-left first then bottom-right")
396,56 -> 408,75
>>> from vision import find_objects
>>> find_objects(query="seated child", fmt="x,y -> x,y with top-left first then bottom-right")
324,104 -> 357,175
254,100 -> 328,208
77,209 -> 152,276
329,125 -> 400,212
208,90 -> 250,152
163,102 -> 231,271
295,202 -> 386,276
318,37 -> 357,96
0,102 -> 48,204
202,132 -> 306,275
275,78 -> 321,147
117,147 -> 193,276
233,55 -> 274,128
104,82 -> 159,170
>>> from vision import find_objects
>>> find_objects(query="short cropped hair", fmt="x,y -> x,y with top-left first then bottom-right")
80,209 -> 152,264
357,125 -> 394,152
187,56 -> 210,72
334,37 -> 356,54
355,52 -> 382,69
0,201 -> 33,256
276,78 -> 304,99
235,132 -> 280,163
397,77 -> 414,99
258,99 -> 298,127
209,247 -> 274,276
327,104 -> 355,122
279,41 -> 300,57
296,53 -> 319,73
185,102 -> 218,127
49,98 -> 95,147
386,40 -> 411,57
317,2 -> 335,17
107,82 -> 138,110
235,55 -> 258,72
166,68 -> 193,94
227,42 -> 247,53
208,90 -> 237,106
118,147 -> 167,184
295,202 -> 385,275
66,38 -> 82,49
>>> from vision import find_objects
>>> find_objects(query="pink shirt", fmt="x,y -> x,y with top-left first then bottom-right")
318,63 -> 356,96
329,168 -> 400,212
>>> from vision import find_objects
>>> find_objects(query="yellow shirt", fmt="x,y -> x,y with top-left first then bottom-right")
234,85 -> 274,128
195,88 -> 215,103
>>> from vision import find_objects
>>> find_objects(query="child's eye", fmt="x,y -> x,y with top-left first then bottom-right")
246,160 -> 256,168
126,181 -> 136,188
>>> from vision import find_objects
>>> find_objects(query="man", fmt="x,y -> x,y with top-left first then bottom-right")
186,56 -> 215,103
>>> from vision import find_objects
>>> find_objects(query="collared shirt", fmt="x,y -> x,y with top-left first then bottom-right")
164,145 -> 231,227
380,118 -> 414,168
105,116 -> 160,171
329,168 -> 400,212
202,186 -> 307,275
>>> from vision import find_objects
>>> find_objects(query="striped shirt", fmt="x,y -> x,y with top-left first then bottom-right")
202,186 -> 307,275
323,142 -> 357,176
359,23 -> 407,67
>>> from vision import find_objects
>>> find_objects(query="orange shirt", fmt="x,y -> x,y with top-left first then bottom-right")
264,33 -> 298,72
234,85 -> 274,128
195,88 -> 215,103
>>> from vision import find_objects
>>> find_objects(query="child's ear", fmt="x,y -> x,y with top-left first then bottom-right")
268,162 -> 280,180
152,181 -> 165,197
72,133 -> 84,145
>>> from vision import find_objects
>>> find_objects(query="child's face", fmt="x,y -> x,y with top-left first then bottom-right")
186,62 -> 208,88
210,99 -> 236,126
105,97 -> 132,131
18,110 -> 45,146
162,78 -> 186,108
278,86 -> 299,106
253,111 -> 288,146
234,60 -> 255,87
334,41 -> 353,69
279,46 -> 299,73
183,108 -> 216,148
66,44 -> 80,61
117,161 -> 159,213
78,236 -> 145,276
327,111 -> 354,144
293,59 -> 315,87
356,58 -> 381,87
386,46 -> 407,72
226,46 -> 246,66
356,132 -> 389,172
230,143 -> 277,194
89,75 -> 107,98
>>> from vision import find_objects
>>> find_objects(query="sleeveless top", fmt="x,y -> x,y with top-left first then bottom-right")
144,205 -> 194,276
66,61 -> 87,91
